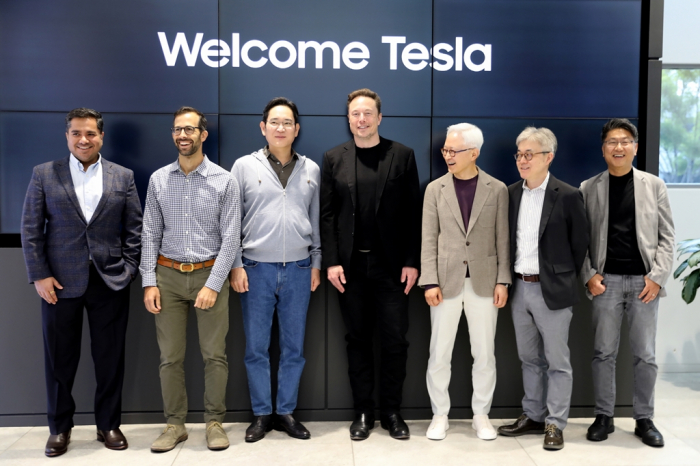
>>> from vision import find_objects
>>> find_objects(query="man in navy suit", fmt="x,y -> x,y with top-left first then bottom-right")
21,108 -> 142,457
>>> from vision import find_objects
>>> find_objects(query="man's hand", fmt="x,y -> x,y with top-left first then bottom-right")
144,286 -> 161,314
493,284 -> 508,308
424,287 -> 443,307
587,273 -> 606,296
639,276 -> 661,304
311,268 -> 321,292
401,267 -> 419,295
230,267 -> 249,293
35,277 -> 63,305
194,286 -> 218,310
327,265 -> 346,293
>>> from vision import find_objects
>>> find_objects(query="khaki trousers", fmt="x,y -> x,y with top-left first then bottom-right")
154,264 -> 230,424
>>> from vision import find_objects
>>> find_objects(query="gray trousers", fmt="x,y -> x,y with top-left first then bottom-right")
592,274 -> 659,420
511,279 -> 573,430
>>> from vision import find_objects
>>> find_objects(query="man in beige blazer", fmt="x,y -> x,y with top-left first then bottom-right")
418,123 -> 510,441
581,118 -> 674,447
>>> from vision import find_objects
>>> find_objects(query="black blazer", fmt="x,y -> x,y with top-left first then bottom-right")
320,137 -> 421,276
508,174 -> 589,310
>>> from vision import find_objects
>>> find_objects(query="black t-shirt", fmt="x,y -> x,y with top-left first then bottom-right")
354,144 -> 386,251
606,170 -> 646,275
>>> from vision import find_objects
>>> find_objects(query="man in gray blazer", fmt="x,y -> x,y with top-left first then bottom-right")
419,123 -> 510,441
21,108 -> 142,457
581,118 -> 674,447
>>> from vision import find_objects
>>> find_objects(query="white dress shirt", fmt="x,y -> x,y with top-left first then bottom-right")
68,153 -> 103,223
514,172 -> 549,275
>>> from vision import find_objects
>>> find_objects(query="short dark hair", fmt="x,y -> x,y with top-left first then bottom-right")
601,118 -> 638,143
173,106 -> 207,131
65,108 -> 103,133
347,88 -> 381,114
262,97 -> 300,124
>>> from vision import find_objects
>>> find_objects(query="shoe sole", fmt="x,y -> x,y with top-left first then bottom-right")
207,443 -> 230,451
273,425 -> 310,440
151,434 -> 188,453
96,433 -> 128,450
543,443 -> 564,451
634,429 -> 665,447
497,429 -> 545,437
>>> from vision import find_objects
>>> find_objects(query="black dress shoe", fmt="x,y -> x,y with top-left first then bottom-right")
274,414 -> 310,439
543,424 -> 564,450
587,414 -> 614,441
97,428 -> 128,450
350,413 -> 375,441
635,418 -> 664,447
245,415 -> 273,442
380,413 -> 410,440
45,430 -> 71,457
497,414 -> 545,437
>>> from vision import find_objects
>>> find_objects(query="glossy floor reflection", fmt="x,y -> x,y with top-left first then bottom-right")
1,373 -> 699,466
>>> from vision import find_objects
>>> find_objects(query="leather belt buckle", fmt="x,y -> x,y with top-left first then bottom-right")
179,262 -> 195,272
516,273 -> 540,283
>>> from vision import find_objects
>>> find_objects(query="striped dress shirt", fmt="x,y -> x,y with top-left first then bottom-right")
514,172 -> 550,275
140,156 -> 241,292
68,153 -> 103,223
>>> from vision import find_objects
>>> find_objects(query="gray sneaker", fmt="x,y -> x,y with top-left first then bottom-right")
151,424 -> 188,452
206,421 -> 230,451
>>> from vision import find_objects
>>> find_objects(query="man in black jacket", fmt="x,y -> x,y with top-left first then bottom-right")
320,88 -> 421,441
497,127 -> 588,451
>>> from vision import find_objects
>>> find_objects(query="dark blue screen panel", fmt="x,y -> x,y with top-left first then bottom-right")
431,118 -> 637,188
432,0 -> 641,118
0,112 -> 219,233
218,0 -> 432,116
0,0 -> 218,113
220,115 -> 431,190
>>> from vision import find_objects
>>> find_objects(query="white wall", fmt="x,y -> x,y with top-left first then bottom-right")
663,0 -> 700,65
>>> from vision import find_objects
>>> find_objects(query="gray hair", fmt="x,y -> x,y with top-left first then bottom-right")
446,123 -> 484,150
516,126 -> 557,154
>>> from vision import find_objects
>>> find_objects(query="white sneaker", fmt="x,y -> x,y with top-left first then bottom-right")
472,414 -> 498,440
426,414 -> 449,440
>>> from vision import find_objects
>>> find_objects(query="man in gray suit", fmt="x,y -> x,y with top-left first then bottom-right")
21,108 -> 142,457
419,123 -> 510,441
581,118 -> 674,447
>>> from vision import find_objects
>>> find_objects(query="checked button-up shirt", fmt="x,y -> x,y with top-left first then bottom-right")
140,156 -> 241,292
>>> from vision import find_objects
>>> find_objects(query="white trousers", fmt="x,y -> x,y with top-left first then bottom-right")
426,277 -> 499,416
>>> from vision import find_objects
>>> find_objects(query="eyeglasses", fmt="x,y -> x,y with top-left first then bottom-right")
267,120 -> 295,129
171,126 -> 201,136
514,151 -> 549,161
604,139 -> 635,148
441,147 -> 476,157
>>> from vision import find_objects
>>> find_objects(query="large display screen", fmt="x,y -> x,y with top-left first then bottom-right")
0,0 -> 641,234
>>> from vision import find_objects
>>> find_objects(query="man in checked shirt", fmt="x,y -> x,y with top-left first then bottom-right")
140,106 -> 241,452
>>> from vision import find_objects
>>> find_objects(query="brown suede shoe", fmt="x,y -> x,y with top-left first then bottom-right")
497,414 -> 545,437
45,430 -> 71,457
97,428 -> 128,450
543,424 -> 564,450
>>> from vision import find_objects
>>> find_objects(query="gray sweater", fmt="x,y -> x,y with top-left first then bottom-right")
231,149 -> 321,269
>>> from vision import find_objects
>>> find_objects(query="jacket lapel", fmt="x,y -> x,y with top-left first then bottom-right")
596,171 -> 610,267
441,174 -> 466,236
55,157 -> 87,225
343,142 -> 357,211
539,175 -> 559,240
375,138 -> 394,213
88,158 -> 112,225
510,182 -> 524,247
466,171 -> 490,237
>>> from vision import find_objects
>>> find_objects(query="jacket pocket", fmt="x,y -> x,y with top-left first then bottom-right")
109,247 -> 122,257
552,263 -> 574,274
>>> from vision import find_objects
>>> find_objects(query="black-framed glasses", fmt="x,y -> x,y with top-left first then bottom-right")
514,151 -> 549,161
441,147 -> 476,157
171,126 -> 201,136
267,120 -> 295,129
604,139 -> 635,148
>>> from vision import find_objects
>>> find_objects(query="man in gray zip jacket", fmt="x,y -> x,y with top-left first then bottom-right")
230,97 -> 321,442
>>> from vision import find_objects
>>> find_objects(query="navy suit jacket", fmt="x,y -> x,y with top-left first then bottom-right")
21,156 -> 142,298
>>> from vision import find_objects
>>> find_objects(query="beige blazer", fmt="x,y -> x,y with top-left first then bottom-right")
419,169 -> 511,299
580,167 -> 675,298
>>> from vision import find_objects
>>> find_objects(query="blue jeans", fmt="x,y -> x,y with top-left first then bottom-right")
591,274 -> 659,419
239,256 -> 312,416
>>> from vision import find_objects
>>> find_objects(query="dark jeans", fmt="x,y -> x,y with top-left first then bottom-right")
42,264 -> 130,434
337,251 -> 409,417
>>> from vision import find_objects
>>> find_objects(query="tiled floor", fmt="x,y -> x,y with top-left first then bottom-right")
1,373 -> 700,465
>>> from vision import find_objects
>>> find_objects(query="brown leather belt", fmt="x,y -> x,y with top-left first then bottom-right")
157,255 -> 216,272
515,273 -> 540,283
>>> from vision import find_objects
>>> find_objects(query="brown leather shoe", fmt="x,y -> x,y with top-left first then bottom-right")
45,430 -> 71,457
543,424 -> 564,450
97,428 -> 128,450
497,414 -> 545,437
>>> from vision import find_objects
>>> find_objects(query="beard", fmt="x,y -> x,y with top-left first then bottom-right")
175,137 -> 201,157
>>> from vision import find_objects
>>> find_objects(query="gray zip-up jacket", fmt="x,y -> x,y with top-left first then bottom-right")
231,148 -> 321,269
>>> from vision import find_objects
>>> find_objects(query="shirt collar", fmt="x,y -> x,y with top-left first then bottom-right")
170,155 -> 211,176
263,146 -> 298,164
522,171 -> 550,192
69,153 -> 101,173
